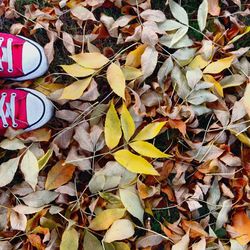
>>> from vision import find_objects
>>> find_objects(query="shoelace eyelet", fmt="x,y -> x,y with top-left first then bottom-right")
8,68 -> 13,73
1,92 -> 7,97
11,93 -> 16,97
3,124 -> 8,128
0,68 -> 3,72
12,123 -> 18,128
0,37 -> 3,42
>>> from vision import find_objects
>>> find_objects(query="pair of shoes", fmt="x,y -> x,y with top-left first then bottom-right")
0,33 -> 54,135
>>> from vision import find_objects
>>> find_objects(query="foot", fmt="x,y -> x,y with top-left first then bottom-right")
0,33 -> 49,81
0,88 -> 54,135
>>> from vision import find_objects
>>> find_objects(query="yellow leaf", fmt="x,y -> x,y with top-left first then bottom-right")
229,129 -> 250,147
89,208 -> 126,231
38,149 -> 53,170
107,63 -> 126,99
60,227 -> 79,250
60,77 -> 92,100
113,242 -> 131,250
122,66 -> 142,80
61,64 -> 95,77
203,56 -> 235,74
133,121 -> 166,141
104,101 -> 122,149
113,149 -> 159,175
129,141 -> 171,158
120,103 -> 135,142
70,52 -> 109,69
125,44 -> 147,68
188,55 -> 210,69
203,74 -> 224,97
243,84 -> 250,117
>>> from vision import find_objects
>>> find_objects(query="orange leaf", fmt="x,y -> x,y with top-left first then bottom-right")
182,220 -> 208,238
168,119 -> 186,137
45,160 -> 76,190
27,234 -> 45,250
231,211 -> 250,245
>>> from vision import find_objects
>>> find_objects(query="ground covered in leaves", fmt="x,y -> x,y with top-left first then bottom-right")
0,0 -> 250,249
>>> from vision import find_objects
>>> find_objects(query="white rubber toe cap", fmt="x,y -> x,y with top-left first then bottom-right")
21,88 -> 54,131
22,41 -> 41,75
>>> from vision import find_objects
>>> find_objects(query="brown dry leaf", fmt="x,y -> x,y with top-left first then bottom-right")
243,84 -> 250,117
44,31 -> 57,64
207,0 -> 221,16
182,220 -> 208,238
62,32 -> 75,55
45,160 -> 76,190
27,234 -> 45,250
231,211 -> 250,245
10,210 -> 27,231
71,5 -> 96,21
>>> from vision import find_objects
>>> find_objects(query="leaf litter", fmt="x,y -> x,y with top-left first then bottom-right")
0,0 -> 250,249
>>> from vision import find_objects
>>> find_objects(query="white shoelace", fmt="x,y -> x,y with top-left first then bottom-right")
0,37 -> 14,73
0,92 -> 18,128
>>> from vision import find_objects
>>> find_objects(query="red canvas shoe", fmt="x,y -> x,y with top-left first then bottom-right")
0,88 -> 54,135
0,33 -> 48,81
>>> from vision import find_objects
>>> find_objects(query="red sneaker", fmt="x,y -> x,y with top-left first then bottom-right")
0,88 -> 54,135
0,33 -> 48,81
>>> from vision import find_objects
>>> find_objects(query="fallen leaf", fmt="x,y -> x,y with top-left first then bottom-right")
45,160 -> 76,190
120,188 -> 144,223
61,64 -> 95,77
172,231 -> 190,250
140,9 -> 166,22
231,211 -> 250,245
243,84 -> 250,117
38,149 -> 53,170
114,149 -> 159,175
104,219 -> 135,243
21,190 -> 59,207
10,210 -> 27,231
60,77 -> 92,100
208,0 -> 221,16
122,66 -> 142,80
107,63 -> 126,99
104,101 -> 122,149
197,0 -> 208,31
129,141 -> 171,158
71,5 -> 96,21
62,32 -> 75,55
60,227 -> 79,250
0,138 -> 26,150
120,103 -> 135,142
125,44 -> 147,68
89,208 -> 126,231
83,230 -> 102,250
141,46 -> 158,80
203,56 -> 235,74
71,53 -> 109,69
0,157 -> 20,187
134,121 -> 166,141
216,199 -> 232,229
169,0 -> 189,25
20,150 -> 39,191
